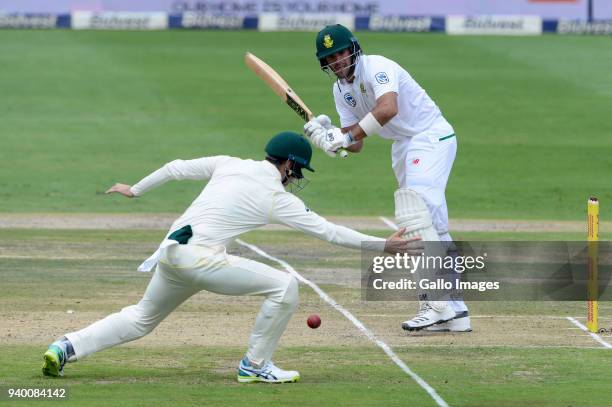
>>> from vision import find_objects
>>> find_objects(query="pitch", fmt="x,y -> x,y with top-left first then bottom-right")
1,30 -> 611,406
1,227 -> 611,406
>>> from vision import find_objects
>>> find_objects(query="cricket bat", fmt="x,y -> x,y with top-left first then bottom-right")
244,52 -> 348,158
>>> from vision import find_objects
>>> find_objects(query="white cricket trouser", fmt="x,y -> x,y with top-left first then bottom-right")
65,244 -> 299,366
392,119 -> 456,238
392,119 -> 468,313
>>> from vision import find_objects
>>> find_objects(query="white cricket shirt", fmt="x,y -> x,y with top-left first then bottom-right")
332,54 -> 452,140
131,156 -> 385,250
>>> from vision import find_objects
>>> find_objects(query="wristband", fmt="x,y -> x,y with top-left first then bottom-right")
358,112 -> 383,137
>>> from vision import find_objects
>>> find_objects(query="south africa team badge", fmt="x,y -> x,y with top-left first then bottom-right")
344,93 -> 357,107
323,35 -> 333,49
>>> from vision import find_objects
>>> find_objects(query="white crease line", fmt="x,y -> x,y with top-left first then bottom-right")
566,317 -> 612,349
572,316 -> 612,321
379,216 -> 399,231
468,315 -> 612,320
393,344 -> 605,350
359,314 -> 571,319
236,238 -> 450,407
378,218 -> 612,346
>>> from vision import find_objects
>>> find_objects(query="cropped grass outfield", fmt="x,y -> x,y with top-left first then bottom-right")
2,30 -> 612,407
2,229 -> 612,406
1,30 -> 611,218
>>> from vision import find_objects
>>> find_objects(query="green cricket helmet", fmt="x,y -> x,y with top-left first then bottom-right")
315,24 -> 362,70
265,131 -> 314,178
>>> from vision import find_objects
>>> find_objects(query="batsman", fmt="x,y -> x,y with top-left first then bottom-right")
41,131 -> 420,382
304,24 -> 471,332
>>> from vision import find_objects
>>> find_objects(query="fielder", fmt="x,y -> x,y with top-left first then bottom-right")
41,131 -> 419,383
304,24 -> 471,332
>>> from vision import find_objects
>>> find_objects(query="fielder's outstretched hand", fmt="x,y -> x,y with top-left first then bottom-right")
105,183 -> 135,198
384,227 -> 423,255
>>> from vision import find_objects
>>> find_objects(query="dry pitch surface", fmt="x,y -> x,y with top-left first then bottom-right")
1,216 -> 611,406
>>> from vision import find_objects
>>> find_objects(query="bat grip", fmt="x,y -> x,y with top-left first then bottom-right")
305,115 -> 349,158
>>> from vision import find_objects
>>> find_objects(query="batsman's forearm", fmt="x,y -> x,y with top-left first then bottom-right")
371,92 -> 398,125
345,124 -> 367,142
348,92 -> 397,141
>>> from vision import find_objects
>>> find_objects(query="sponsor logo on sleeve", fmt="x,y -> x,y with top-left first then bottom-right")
359,82 -> 366,94
343,93 -> 357,107
375,72 -> 389,84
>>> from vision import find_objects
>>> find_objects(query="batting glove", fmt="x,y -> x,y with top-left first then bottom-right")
304,115 -> 333,137
323,127 -> 356,151
313,114 -> 333,130
304,119 -> 323,138
310,126 -> 356,158
310,127 -> 338,158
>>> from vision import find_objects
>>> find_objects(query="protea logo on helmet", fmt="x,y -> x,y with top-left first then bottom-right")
323,34 -> 334,49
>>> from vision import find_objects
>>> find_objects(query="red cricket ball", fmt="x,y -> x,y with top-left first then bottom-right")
307,314 -> 321,329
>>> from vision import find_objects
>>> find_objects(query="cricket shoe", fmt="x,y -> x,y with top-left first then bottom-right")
237,357 -> 300,383
401,303 -> 456,332
425,311 -> 472,332
42,344 -> 66,377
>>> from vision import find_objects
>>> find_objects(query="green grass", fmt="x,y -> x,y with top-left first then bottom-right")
1,31 -> 611,218
6,346 -> 435,407
2,229 -> 611,406
2,345 -> 611,407
0,228 -> 603,243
